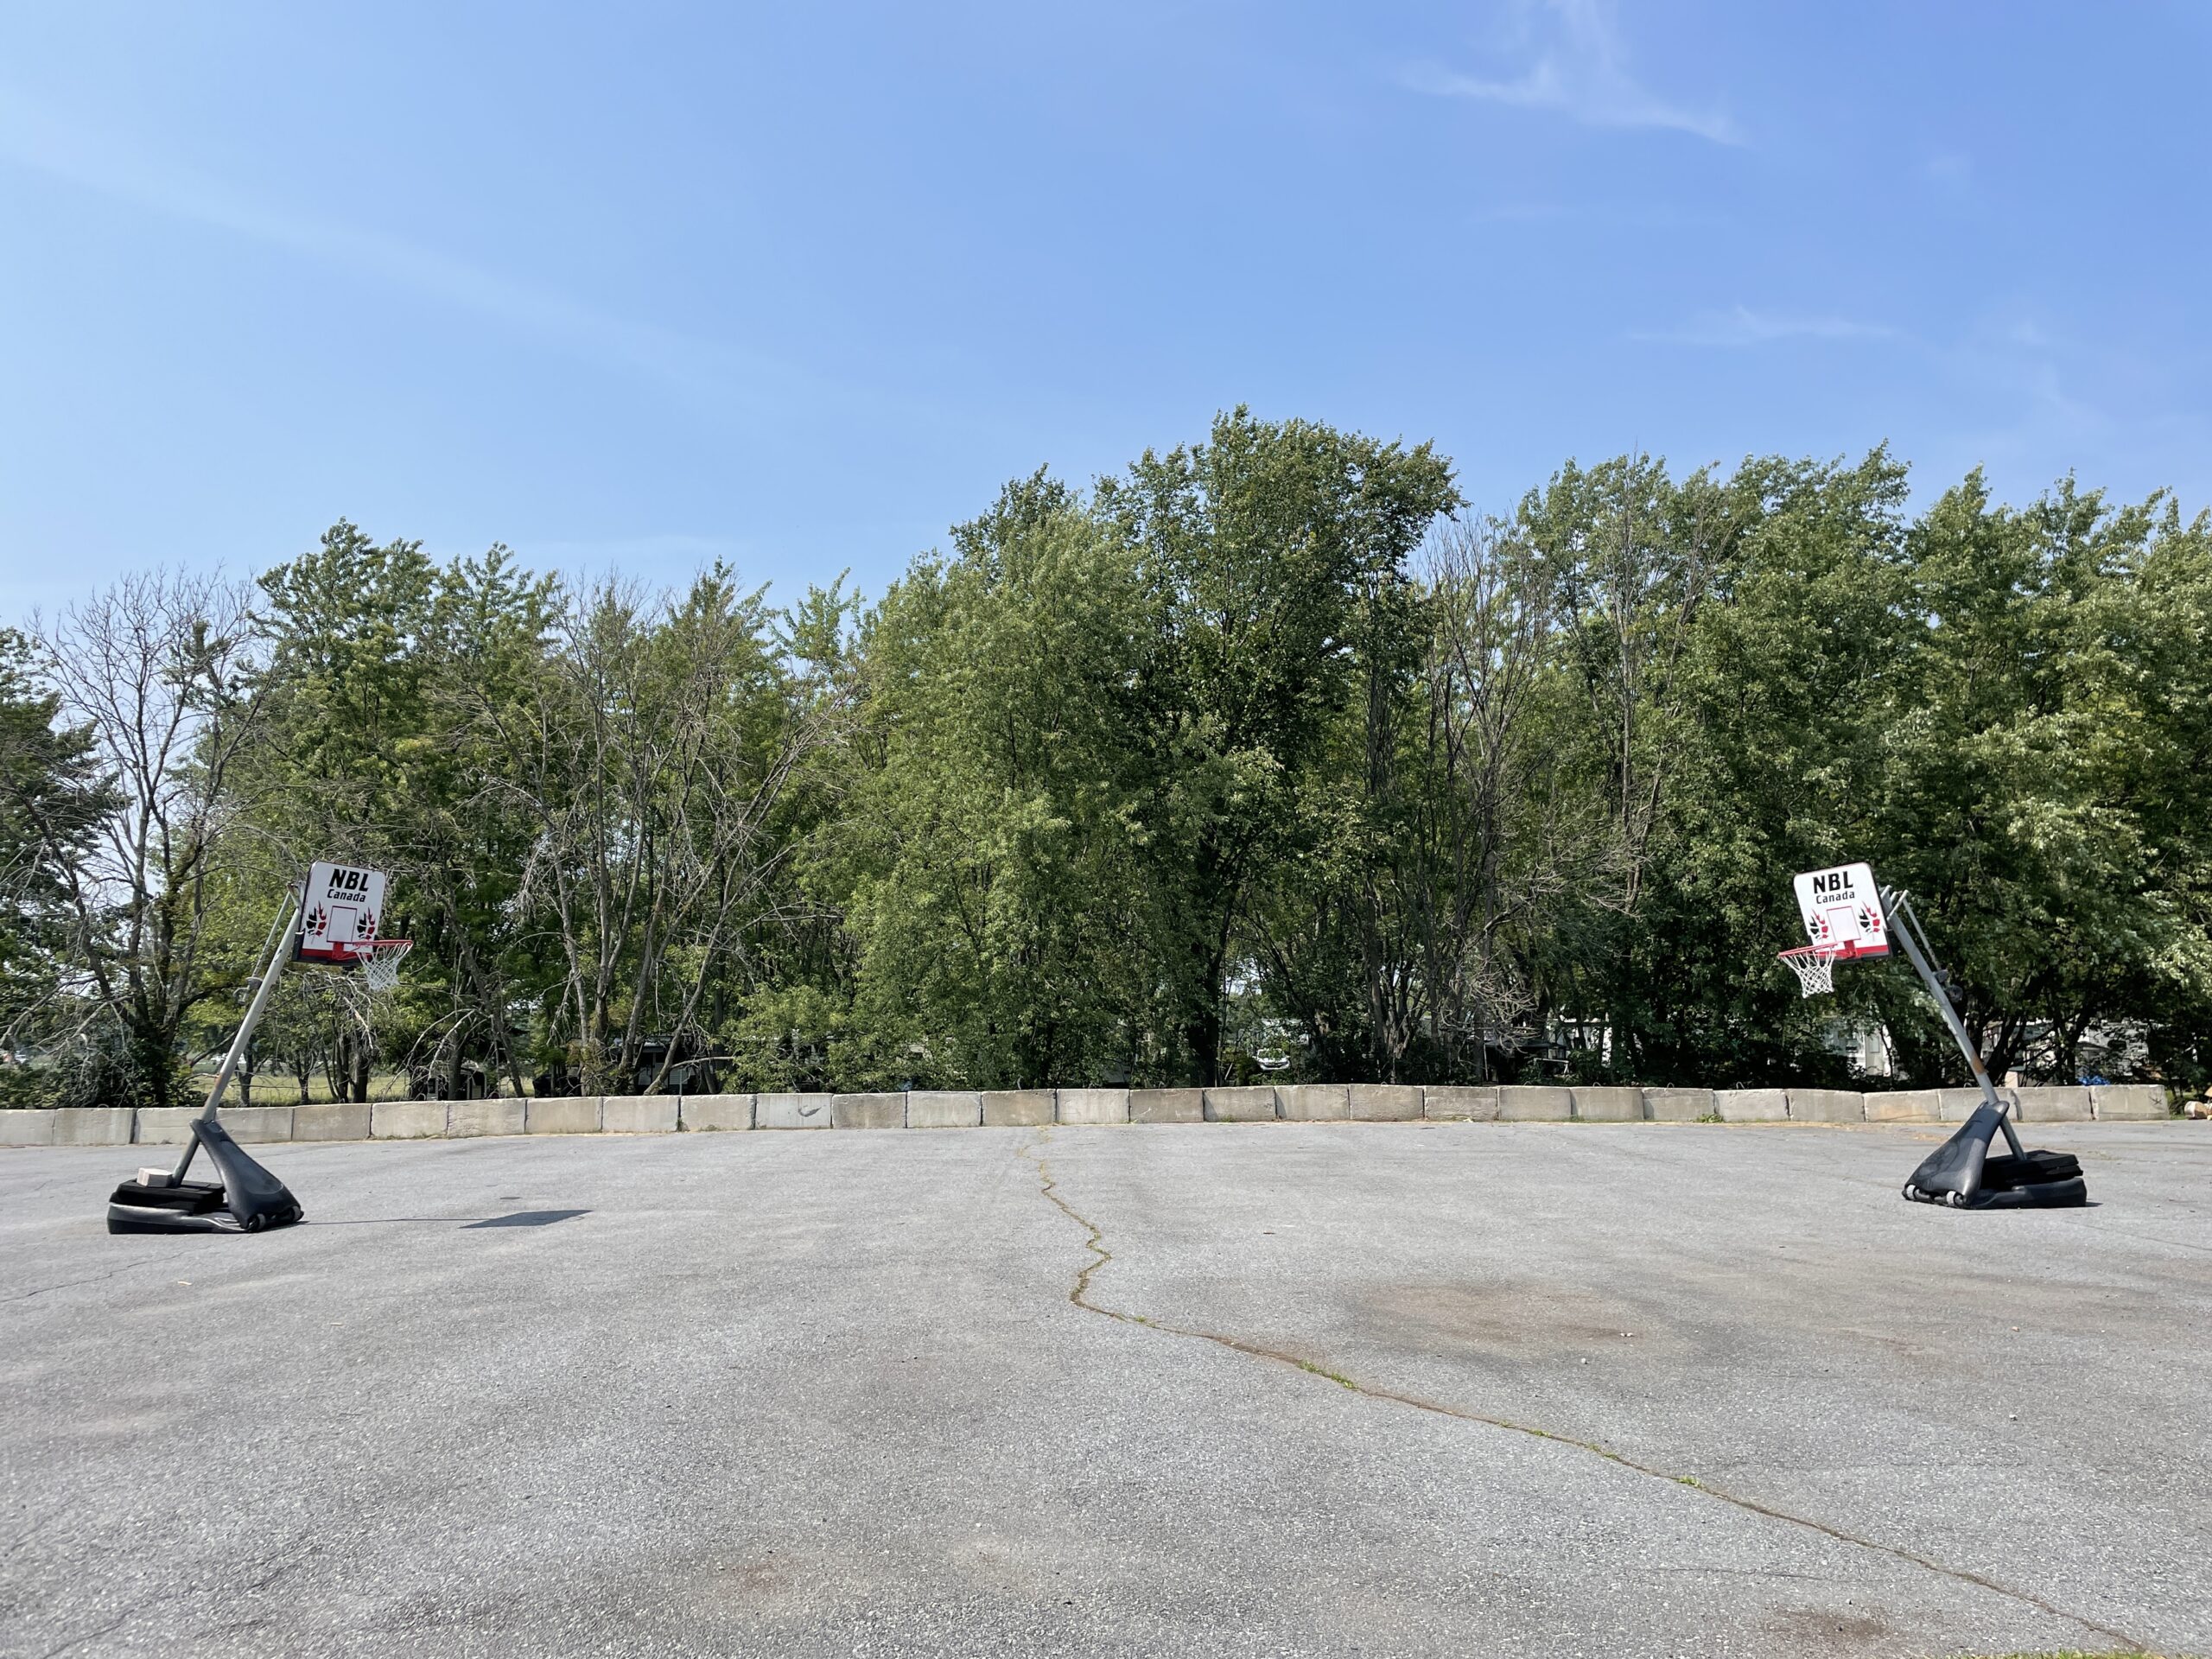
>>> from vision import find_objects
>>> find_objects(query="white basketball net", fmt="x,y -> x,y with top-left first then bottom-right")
358,939 -> 412,995
1780,945 -> 1841,999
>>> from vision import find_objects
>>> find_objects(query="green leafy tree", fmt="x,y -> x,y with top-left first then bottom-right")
830,475 -> 1155,1086
0,630 -> 112,1104
251,524 -> 558,1098
1096,409 -> 1459,1082
1878,477 -> 2212,1084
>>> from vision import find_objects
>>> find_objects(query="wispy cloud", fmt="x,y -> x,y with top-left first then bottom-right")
1405,0 -> 1744,146
0,92 -> 804,411
1631,306 -> 1901,348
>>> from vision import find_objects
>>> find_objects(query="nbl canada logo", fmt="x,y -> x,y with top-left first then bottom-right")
299,862 -> 386,958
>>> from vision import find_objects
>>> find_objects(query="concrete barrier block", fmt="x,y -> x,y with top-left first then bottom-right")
524,1096 -> 601,1135
2092,1084 -> 2169,1120
1058,1089 -> 1130,1126
1644,1088 -> 1715,1122
133,1109 -> 196,1145
1715,1089 -> 1788,1123
1499,1086 -> 1572,1122
1277,1084 -> 1350,1122
679,1093 -> 754,1131
831,1092 -> 905,1130
1787,1089 -> 1866,1124
1349,1084 -> 1422,1122
1423,1085 -> 1502,1121
1936,1089 -> 1989,1123
1572,1087 -> 1645,1122
907,1090 -> 982,1128
1128,1089 -> 1203,1124
2012,1086 -> 2091,1122
372,1099 -> 450,1139
54,1107 -> 136,1146
756,1092 -> 832,1129
1865,1090 -> 1939,1122
447,1098 -> 525,1138
0,1110 -> 56,1146
143,1103 -> 291,1144
982,1090 -> 1052,1128
602,1095 -> 677,1135
229,1106 -> 295,1142
1202,1086 -> 1275,1122
293,1102 -> 372,1141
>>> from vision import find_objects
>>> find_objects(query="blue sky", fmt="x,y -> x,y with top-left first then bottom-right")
3,1 -> 2207,618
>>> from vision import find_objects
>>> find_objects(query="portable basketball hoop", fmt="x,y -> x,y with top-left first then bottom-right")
105,857 -> 407,1236
1777,859 -> 2086,1210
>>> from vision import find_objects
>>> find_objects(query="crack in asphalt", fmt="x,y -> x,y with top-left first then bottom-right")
0,1251 -> 180,1307
1020,1136 -> 2150,1655
35,1606 -> 137,1659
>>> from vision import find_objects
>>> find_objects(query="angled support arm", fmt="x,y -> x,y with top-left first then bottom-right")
171,888 -> 299,1182
1880,887 -> 2012,1132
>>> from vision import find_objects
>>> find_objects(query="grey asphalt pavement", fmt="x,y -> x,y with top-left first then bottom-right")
3,1120 -> 2206,1658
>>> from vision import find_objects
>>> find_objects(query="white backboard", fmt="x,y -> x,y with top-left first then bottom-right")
297,861 -> 388,964
1792,861 -> 1890,958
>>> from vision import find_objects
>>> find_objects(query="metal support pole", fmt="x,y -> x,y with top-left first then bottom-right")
1880,887 -> 2017,1147
170,890 -> 298,1182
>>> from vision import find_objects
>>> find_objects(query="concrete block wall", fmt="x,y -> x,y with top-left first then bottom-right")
831,1093 -> 904,1130
1866,1090 -> 1938,1122
603,1096 -> 677,1135
1202,1086 -> 1274,1122
524,1096 -> 601,1135
982,1090 -> 1052,1128
1058,1089 -> 1131,1126
1499,1086 -> 1572,1122
1644,1088 -> 1714,1122
450,1099 -> 526,1138
2012,1086 -> 2090,1122
1423,1085 -> 1500,1120
1936,1089 -> 1987,1123
1785,1089 -> 1866,1124
1350,1084 -> 1422,1121
1128,1089 -> 1202,1124
1713,1089 -> 1786,1122
1278,1084 -> 1348,1122
756,1092 -> 830,1129
678,1093 -> 754,1131
137,1105 -> 296,1144
2092,1084 -> 2167,1119
2,1109 -> 56,1146
1572,1087 -> 1644,1122
295,1103 -> 372,1141
1,1078 -> 2181,1148
906,1090 -> 982,1129
374,1100 -> 450,1139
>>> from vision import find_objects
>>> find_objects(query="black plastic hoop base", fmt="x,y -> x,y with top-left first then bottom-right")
1902,1104 -> 2087,1210
105,1120 -> 304,1235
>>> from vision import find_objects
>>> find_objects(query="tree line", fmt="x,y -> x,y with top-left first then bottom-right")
3,410 -> 2207,1109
